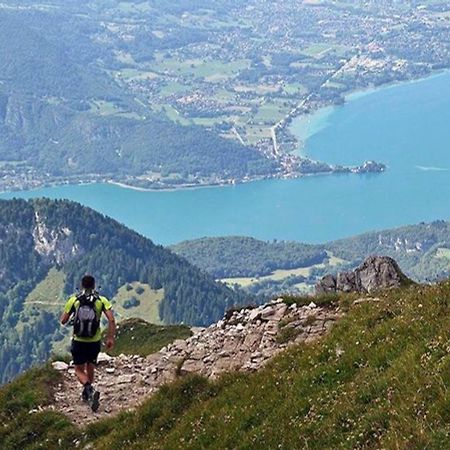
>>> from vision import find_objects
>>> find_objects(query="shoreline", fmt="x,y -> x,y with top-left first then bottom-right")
287,68 -> 450,158
0,68 -> 447,196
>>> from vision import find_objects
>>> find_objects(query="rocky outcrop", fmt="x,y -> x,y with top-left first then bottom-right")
32,212 -> 82,265
316,255 -> 410,294
49,299 -> 342,424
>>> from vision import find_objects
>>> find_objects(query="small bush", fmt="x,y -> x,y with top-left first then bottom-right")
123,297 -> 140,309
135,286 -> 145,295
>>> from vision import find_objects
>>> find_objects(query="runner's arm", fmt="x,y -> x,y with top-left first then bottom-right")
60,311 -> 71,325
60,297 -> 76,325
104,308 -> 116,350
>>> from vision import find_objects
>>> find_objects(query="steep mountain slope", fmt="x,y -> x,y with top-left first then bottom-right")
0,198 -> 242,383
3,279 -> 450,448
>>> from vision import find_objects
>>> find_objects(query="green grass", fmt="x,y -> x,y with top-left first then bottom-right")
152,55 -> 250,80
117,69 -> 159,81
0,365 -> 78,450
283,82 -> 309,96
118,282 -> 450,449
111,282 -> 165,324
253,102 -> 288,124
436,247 -> 450,260
90,100 -> 121,116
152,104 -> 192,125
6,282 -> 450,448
301,43 -> 333,57
95,282 -> 450,449
106,318 -> 192,357
19,267 -> 67,341
24,267 -> 66,309
158,81 -> 188,96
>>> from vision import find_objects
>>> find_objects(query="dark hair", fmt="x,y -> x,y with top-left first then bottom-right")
81,275 -> 95,290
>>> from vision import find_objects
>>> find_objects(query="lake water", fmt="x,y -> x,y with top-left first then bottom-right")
2,71 -> 450,245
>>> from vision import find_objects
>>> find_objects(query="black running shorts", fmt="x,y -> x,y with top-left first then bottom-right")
71,340 -> 101,365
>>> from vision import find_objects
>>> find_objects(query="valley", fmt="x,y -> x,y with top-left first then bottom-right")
1,1 -> 450,191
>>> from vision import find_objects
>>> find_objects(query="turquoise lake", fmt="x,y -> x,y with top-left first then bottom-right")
2,71 -> 450,245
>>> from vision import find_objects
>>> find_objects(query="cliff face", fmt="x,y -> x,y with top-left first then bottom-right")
316,255 -> 412,294
32,211 -> 83,266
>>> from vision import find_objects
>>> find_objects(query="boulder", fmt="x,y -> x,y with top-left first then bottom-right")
52,361 -> 69,371
356,256 -> 407,292
316,256 -> 410,294
97,352 -> 112,364
261,304 -> 287,321
316,274 -> 336,293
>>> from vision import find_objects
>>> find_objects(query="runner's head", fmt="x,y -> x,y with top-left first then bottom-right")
81,275 -> 95,291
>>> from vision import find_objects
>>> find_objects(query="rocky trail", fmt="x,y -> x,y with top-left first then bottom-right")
47,256 -> 407,425
49,299 -> 342,425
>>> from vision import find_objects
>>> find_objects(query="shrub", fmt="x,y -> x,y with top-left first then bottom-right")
135,286 -> 145,295
123,297 -> 140,309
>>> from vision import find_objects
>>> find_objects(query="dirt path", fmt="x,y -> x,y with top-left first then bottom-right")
48,300 -> 343,425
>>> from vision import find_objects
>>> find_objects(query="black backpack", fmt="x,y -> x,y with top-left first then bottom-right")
73,292 -> 100,338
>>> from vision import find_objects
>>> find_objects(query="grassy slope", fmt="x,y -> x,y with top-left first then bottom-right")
0,365 -> 78,449
4,282 -> 450,448
91,282 -> 450,449
107,318 -> 192,357
21,272 -> 165,354
111,282 -> 164,324
23,268 -> 66,309
24,273 -> 164,324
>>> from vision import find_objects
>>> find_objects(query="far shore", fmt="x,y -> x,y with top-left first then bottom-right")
0,67 -> 447,197
288,68 -> 450,156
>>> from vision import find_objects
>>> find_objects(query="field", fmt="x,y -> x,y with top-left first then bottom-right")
111,282 -> 164,325
151,54 -> 250,80
18,270 -> 165,353
220,252 -> 346,288
436,247 -> 450,260
24,268 -> 66,310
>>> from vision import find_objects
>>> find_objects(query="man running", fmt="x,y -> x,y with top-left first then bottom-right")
60,275 -> 115,412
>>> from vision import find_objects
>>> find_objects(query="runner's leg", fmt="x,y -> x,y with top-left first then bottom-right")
86,363 -> 95,384
74,364 -> 89,385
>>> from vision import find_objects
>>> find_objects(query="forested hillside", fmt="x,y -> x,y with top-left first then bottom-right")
172,221 -> 450,288
172,236 -> 327,278
0,198 -> 242,383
